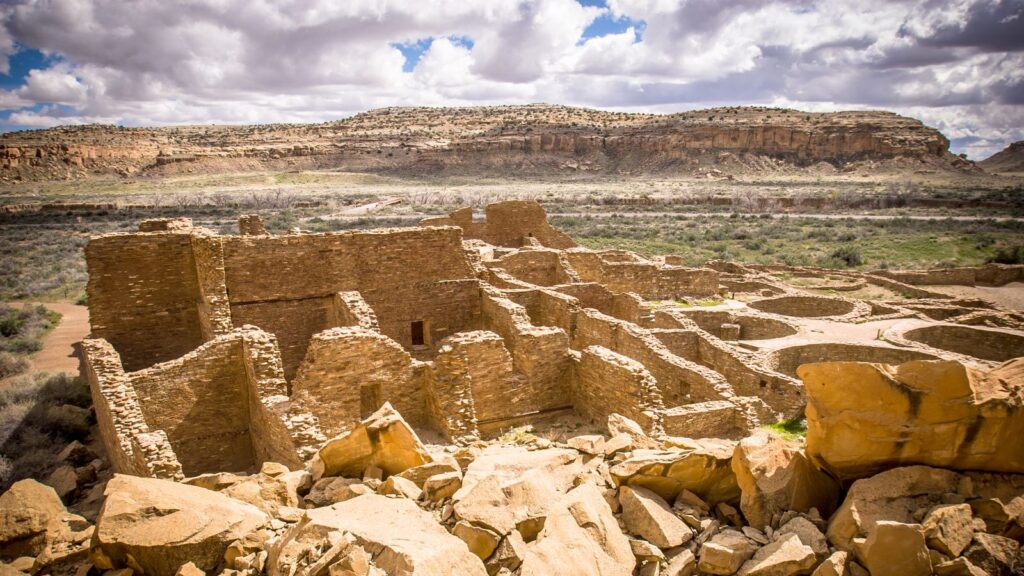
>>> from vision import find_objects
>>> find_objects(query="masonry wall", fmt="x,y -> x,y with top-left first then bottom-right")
421,201 -> 576,249
564,250 -> 719,299
81,339 -> 149,476
490,249 -> 577,286
290,327 -> 425,437
128,336 -> 255,476
573,346 -> 665,433
86,233 -> 205,371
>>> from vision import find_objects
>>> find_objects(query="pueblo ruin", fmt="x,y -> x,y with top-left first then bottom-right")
5,200 -> 1024,576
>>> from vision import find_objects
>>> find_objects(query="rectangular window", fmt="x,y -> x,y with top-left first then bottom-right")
411,320 -> 426,346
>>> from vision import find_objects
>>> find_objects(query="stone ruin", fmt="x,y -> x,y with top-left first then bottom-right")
78,200 -> 1024,481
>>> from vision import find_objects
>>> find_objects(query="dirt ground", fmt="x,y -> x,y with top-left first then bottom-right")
27,300 -> 89,376
928,283 -> 1024,312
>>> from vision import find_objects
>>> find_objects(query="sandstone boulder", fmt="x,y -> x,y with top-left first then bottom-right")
608,413 -> 659,449
0,479 -> 92,567
933,557 -> 988,576
519,483 -> 634,576
698,529 -> 758,575
799,360 -> 1024,482
270,494 -> 486,576
185,465 -> 310,516
737,532 -> 817,576
379,475 -> 422,500
962,532 -> 1019,576
422,472 -> 462,502
922,504 -> 974,557
304,477 -> 373,507
396,461 -> 461,488
732,431 -> 839,529
452,521 -> 500,560
314,403 -> 432,480
91,474 -> 268,576
812,551 -> 848,576
610,440 -> 739,505
855,521 -> 931,576
777,516 -> 829,558
826,465 -> 961,550
619,485 -> 693,548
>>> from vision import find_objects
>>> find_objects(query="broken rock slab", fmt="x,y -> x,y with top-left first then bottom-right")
91,474 -> 268,576
619,485 -> 693,549
314,402 -> 432,480
855,521 -> 931,576
270,494 -> 486,576
519,483 -> 634,576
799,359 -> 1024,482
610,439 -> 739,506
732,431 -> 839,530
698,529 -> 759,575
737,532 -> 818,576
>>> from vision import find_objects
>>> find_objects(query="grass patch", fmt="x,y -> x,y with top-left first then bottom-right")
677,298 -> 724,307
765,417 -> 807,441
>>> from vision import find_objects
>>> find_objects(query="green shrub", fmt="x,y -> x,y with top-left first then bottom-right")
830,246 -> 863,267
989,245 -> 1024,265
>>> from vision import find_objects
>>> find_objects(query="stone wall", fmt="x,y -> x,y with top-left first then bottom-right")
873,264 -> 1024,286
488,248 -> 578,286
573,346 -> 665,433
86,232 -> 205,371
564,249 -> 719,299
420,201 -> 576,249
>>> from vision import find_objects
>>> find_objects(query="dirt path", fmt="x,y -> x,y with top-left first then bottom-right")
27,300 -> 90,376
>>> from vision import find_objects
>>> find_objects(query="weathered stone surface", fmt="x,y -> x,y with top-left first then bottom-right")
519,483 -> 634,576
422,472 -> 462,502
379,476 -> 423,500
698,529 -> 758,575
91,474 -> 268,576
315,403 -> 432,480
271,494 -> 486,576
737,532 -> 817,576
610,440 -> 739,505
608,414 -> 659,449
567,435 -> 606,455
933,556 -> 988,576
305,477 -> 372,507
665,548 -> 697,576
396,461 -> 461,488
452,521 -> 500,560
811,551 -> 848,576
826,466 -> 960,550
732,431 -> 839,529
962,532 -> 1019,576
777,517 -> 828,558
619,485 -> 693,548
185,467 -> 310,516
922,504 -> 974,557
856,521 -> 931,576
0,480 -> 71,559
799,360 -> 1024,481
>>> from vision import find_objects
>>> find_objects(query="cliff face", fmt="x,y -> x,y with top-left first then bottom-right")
979,141 -> 1024,174
0,105 -> 963,183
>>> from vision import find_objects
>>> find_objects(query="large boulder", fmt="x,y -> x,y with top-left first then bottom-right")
519,483 -> 634,576
855,521 -> 931,576
91,474 -> 269,576
314,403 -> 432,479
185,463 -> 311,516
609,439 -> 739,505
732,431 -> 839,529
826,466 -> 961,551
798,359 -> 1024,482
0,479 -> 92,565
269,494 -> 486,576
618,485 -> 693,548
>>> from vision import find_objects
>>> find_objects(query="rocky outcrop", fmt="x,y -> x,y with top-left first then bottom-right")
979,141 -> 1024,174
0,105 -> 964,183
799,359 -> 1024,482
313,403 -> 432,480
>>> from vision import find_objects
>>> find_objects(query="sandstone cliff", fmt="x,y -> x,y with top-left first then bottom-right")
0,104 -> 966,182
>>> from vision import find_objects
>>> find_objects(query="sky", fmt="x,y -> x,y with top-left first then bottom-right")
0,0 -> 1021,159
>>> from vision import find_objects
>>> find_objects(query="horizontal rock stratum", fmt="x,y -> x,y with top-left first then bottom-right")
0,104 -> 965,182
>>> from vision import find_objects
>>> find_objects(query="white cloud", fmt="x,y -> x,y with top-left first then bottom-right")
0,0 -> 1020,158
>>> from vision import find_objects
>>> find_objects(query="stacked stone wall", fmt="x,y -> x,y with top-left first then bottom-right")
573,346 -> 664,433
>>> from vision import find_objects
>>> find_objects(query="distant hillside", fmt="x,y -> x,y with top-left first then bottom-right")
979,141 -> 1024,174
0,104 -> 975,183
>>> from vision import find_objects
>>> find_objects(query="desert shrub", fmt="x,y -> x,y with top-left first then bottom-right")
0,351 -> 29,378
989,245 -> 1024,265
830,246 -> 863,267
0,373 -> 92,491
0,304 -> 61,355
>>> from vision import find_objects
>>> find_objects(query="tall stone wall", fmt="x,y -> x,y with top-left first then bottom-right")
128,336 -> 256,476
81,339 -> 151,476
564,250 -> 719,299
490,249 -> 578,286
86,232 -> 205,371
573,346 -> 665,433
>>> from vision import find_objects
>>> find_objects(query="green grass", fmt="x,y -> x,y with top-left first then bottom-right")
765,417 -> 808,441
677,298 -> 724,307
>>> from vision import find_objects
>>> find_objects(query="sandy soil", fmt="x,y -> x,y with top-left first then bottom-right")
27,300 -> 90,376
927,283 -> 1024,311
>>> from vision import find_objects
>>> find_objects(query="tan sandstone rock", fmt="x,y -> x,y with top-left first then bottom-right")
610,440 -> 739,506
856,521 -> 931,576
270,494 -> 486,576
736,532 -> 817,576
811,551 -> 848,576
962,532 -> 1020,576
91,474 -> 268,576
731,431 -> 839,529
799,360 -> 1024,482
922,503 -> 974,557
0,479 -> 74,560
619,485 -> 693,548
698,529 -> 758,575
826,465 -> 961,550
315,403 -> 432,480
452,521 -> 500,560
519,483 -> 634,576
379,476 -> 422,500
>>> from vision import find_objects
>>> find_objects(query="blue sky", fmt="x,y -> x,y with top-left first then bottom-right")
0,0 -> 1021,158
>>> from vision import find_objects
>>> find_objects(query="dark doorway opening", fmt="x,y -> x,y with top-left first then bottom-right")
411,320 -> 426,346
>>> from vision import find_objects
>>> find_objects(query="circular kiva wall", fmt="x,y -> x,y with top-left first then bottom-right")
902,325 -> 1024,363
748,295 -> 855,318
767,343 -> 940,377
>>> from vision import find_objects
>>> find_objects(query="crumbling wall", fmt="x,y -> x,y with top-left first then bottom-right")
331,291 -> 380,331
489,248 -> 577,286
421,201 -> 576,249
291,327 -> 425,436
86,232 -> 205,371
191,235 -> 233,340
661,401 -> 748,439
564,249 -> 719,299
552,283 -> 643,324
573,346 -> 664,433
128,336 -> 256,476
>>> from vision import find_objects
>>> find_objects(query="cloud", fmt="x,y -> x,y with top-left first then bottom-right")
0,0 -> 1020,159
